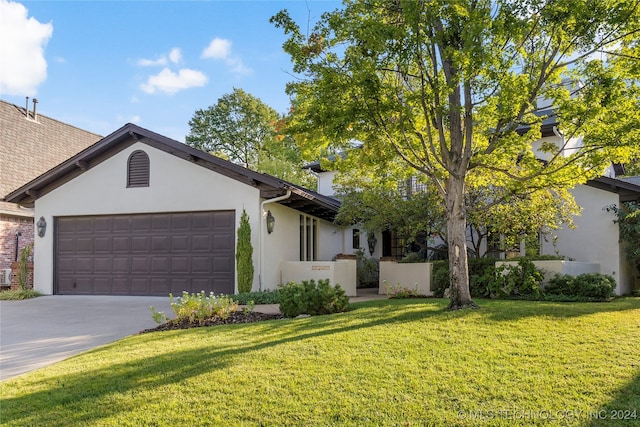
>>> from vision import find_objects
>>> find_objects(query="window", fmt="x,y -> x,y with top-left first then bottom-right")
127,150 -> 149,187
299,215 -> 318,261
352,229 -> 360,249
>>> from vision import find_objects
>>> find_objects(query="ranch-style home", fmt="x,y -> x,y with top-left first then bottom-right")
0,99 -> 101,287
4,123 -> 363,296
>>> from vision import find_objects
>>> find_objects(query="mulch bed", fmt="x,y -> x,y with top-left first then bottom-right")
141,311 -> 285,333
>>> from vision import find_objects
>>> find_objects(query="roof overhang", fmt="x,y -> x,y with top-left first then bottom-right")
586,176 -> 640,202
3,123 -> 340,222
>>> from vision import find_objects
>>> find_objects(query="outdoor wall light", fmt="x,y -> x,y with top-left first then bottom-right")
368,233 -> 377,256
36,216 -> 47,237
266,210 -> 275,234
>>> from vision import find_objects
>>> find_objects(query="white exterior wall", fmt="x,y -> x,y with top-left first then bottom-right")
34,142 -> 263,295
316,170 -> 338,196
541,184 -> 633,294
260,202 -> 344,290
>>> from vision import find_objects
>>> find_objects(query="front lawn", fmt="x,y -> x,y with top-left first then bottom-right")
1,298 -> 639,426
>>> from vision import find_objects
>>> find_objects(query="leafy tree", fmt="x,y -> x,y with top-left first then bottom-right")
236,209 -> 254,294
272,0 -> 640,309
186,88 -> 316,188
607,202 -> 640,274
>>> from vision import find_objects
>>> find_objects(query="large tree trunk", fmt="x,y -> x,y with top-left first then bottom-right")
445,175 -> 478,310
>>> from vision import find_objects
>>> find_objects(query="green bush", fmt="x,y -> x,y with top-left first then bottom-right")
278,279 -> 350,318
236,209 -> 254,294
431,258 -> 497,298
545,273 -> 616,301
0,289 -> 42,300
431,260 -> 449,297
491,258 -> 544,299
356,249 -> 379,287
231,289 -> 280,305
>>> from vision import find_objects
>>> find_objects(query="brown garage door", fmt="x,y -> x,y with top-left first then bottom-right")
55,211 -> 235,296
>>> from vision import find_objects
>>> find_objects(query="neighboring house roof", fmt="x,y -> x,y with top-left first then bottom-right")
4,123 -> 341,221
0,99 -> 102,217
587,176 -> 640,202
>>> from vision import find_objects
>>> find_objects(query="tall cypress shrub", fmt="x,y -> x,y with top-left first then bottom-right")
236,209 -> 254,293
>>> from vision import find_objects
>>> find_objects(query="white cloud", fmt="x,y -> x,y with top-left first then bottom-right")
168,48 -> 181,64
201,38 -> 231,59
138,57 -> 168,67
140,67 -> 208,94
0,0 -> 52,96
137,47 -> 181,67
201,37 -> 252,76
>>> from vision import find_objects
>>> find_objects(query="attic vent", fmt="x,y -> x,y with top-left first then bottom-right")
127,150 -> 150,187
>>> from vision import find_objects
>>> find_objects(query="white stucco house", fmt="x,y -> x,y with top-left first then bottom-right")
305,116 -> 640,296
3,124 -> 360,296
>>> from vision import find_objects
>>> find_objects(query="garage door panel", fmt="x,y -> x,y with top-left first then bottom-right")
55,211 -> 235,296
94,237 -> 112,252
171,256 -> 189,273
192,235 -> 211,251
113,236 -> 130,252
131,278 -> 150,294
76,218 -> 94,233
94,277 -> 112,293
152,235 -> 170,251
191,256 -> 212,273
131,257 -> 150,273
112,277 -> 129,294
131,236 -> 150,252
151,256 -> 170,273
95,257 -> 112,273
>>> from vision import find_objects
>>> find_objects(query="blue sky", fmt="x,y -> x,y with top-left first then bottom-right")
0,0 -> 340,141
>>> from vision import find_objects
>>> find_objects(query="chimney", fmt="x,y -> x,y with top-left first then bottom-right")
32,98 -> 38,121
25,96 -> 29,117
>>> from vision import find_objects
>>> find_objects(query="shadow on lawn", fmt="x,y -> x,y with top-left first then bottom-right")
587,370 -> 640,426
476,297 -> 640,322
0,300 -> 444,425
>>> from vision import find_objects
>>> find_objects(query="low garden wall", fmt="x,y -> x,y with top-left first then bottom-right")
280,255 -> 357,296
378,258 -> 433,296
496,260 -> 600,283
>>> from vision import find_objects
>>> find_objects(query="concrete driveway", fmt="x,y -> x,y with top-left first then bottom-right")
0,295 -> 174,381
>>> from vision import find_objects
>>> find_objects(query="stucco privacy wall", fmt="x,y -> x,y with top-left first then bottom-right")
260,202 -> 344,290
541,184 -> 632,294
33,142 -> 262,295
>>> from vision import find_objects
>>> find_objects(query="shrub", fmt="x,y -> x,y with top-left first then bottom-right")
18,243 -> 34,291
0,289 -> 42,300
356,249 -> 379,288
151,291 -> 240,325
545,273 -> 616,301
430,260 -> 449,297
383,281 -> 426,299
231,289 -> 280,305
236,209 -> 254,294
491,258 -> 544,299
431,258 -> 497,298
278,279 -> 349,318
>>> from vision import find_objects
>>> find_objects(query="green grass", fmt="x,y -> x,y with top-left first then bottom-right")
2,298 -> 639,426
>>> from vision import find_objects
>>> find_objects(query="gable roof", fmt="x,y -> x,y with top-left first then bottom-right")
0,99 -> 102,217
3,123 -> 340,221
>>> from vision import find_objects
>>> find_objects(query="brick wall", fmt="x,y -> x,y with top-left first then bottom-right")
10,261 -> 34,290
0,216 -> 34,270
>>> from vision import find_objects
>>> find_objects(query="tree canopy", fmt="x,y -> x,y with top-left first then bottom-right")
272,0 -> 640,309
186,88 -> 316,188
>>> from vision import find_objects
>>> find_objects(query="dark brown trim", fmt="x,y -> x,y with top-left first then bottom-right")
4,123 -> 341,221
